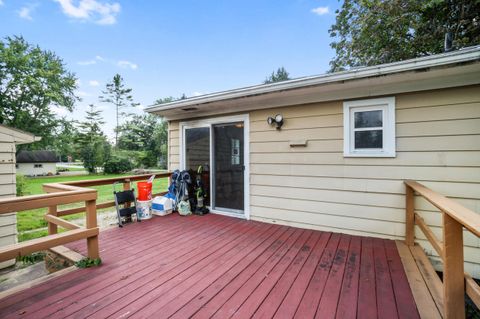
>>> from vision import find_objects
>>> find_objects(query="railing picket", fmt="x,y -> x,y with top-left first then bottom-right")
405,185 -> 415,246
442,213 -> 465,318
47,205 -> 58,235
86,199 -> 99,260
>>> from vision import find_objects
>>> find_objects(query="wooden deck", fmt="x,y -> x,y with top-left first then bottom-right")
0,214 -> 420,318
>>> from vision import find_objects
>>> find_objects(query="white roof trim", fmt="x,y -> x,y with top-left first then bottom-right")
146,46 -> 480,115
0,124 -> 40,144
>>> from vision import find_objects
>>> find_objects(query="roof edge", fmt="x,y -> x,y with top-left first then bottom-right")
0,124 -> 41,145
146,45 -> 480,113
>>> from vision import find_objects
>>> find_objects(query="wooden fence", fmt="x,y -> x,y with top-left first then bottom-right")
0,172 -> 171,263
405,180 -> 480,318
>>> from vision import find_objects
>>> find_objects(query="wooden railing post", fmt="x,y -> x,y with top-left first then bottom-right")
123,179 -> 131,208
123,179 -> 131,191
405,185 -> 415,246
85,199 -> 99,259
442,213 -> 465,319
47,206 -> 58,235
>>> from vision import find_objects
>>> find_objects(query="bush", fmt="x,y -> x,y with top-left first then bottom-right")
75,257 -> 102,268
103,156 -> 133,174
16,174 -> 28,196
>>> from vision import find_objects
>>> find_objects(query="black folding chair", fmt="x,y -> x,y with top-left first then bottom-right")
113,182 -> 140,227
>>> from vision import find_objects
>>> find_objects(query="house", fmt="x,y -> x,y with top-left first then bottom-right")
16,150 -> 58,176
0,125 -> 39,268
147,46 -> 480,278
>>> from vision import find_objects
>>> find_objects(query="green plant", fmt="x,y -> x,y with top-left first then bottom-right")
75,257 -> 102,268
16,174 -> 29,196
104,156 -> 133,174
18,252 -> 46,265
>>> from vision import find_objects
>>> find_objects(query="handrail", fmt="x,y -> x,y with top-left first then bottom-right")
61,172 -> 171,187
0,171 -> 172,265
405,180 -> 480,237
404,180 -> 480,318
47,172 -> 171,217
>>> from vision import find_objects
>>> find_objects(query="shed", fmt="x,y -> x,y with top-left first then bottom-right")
0,125 -> 39,268
147,46 -> 480,278
16,150 -> 58,176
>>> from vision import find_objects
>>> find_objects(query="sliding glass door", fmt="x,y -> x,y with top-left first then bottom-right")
182,117 -> 247,217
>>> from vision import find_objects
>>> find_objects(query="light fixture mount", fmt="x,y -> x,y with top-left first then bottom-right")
267,114 -> 284,130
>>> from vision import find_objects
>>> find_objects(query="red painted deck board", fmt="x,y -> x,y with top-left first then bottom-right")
0,214 -> 419,319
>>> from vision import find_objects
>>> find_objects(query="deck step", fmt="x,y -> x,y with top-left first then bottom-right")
396,241 -> 443,319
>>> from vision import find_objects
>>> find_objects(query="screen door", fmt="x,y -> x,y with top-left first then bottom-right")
212,122 -> 244,213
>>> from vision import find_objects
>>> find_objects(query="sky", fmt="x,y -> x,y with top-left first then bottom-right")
0,0 -> 340,138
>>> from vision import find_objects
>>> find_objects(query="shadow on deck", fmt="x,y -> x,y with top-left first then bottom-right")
0,214 -> 419,318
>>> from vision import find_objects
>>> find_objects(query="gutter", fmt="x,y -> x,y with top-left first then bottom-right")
145,45 -> 480,113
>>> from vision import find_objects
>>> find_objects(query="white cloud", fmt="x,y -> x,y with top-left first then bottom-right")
77,59 -> 97,65
77,55 -> 138,70
311,6 -> 329,16
0,1 -> 4,7
117,60 -> 138,70
54,0 -> 121,25
18,5 -> 36,20
88,80 -> 100,86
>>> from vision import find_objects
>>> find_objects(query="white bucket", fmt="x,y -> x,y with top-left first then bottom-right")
136,200 -> 152,220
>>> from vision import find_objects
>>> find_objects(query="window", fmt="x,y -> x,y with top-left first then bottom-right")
34,164 -> 43,168
343,97 -> 396,157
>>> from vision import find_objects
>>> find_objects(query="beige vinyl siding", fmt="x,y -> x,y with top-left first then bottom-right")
168,84 -> 480,277
0,140 -> 17,268
249,84 -> 480,277
168,121 -> 180,170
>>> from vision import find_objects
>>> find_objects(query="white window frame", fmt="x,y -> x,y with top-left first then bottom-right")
343,97 -> 396,157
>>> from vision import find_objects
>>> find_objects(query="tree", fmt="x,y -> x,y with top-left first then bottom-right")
154,94 -> 187,105
51,118 -> 78,162
99,74 -> 139,147
0,36 -> 78,148
155,96 -> 176,104
329,0 -> 480,72
75,105 -> 111,173
264,67 -> 290,84
117,114 -> 167,168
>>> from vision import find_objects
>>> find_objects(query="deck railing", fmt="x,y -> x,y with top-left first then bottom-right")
405,180 -> 480,318
0,172 -> 171,264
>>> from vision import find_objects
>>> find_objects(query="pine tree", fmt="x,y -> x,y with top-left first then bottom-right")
99,74 -> 139,147
264,67 -> 290,84
75,105 -> 111,173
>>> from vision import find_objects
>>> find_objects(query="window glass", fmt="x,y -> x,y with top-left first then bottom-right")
354,110 -> 382,128
185,127 -> 210,171
354,130 -> 383,149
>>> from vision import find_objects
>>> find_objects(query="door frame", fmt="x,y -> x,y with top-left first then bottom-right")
179,114 -> 250,220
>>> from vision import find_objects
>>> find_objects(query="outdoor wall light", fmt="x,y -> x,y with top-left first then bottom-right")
267,114 -> 284,130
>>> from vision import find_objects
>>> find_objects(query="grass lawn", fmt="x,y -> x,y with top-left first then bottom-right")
18,174 -> 169,241
64,167 -> 87,172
